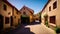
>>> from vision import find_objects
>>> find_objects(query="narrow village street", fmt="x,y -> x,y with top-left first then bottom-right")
25,23 -> 56,34
4,23 -> 56,34
0,0 -> 60,34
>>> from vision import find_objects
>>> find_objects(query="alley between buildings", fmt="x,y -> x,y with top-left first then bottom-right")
3,23 -> 56,34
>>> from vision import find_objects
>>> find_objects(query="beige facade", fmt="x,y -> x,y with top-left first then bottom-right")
0,0 -> 13,29
20,6 -> 34,23
34,14 -> 40,20
12,8 -> 21,27
0,0 -> 21,29
41,0 -> 60,29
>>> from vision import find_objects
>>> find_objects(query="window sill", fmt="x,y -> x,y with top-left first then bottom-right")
49,23 -> 56,27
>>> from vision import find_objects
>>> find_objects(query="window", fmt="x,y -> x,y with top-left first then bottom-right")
49,6 -> 51,11
49,16 -> 56,24
5,17 -> 9,24
16,12 -> 18,14
8,12 -> 11,15
3,4 -> 7,11
53,1 -> 57,9
23,12 -> 26,15
14,16 -> 16,18
24,8 -> 25,10
18,19 -> 20,23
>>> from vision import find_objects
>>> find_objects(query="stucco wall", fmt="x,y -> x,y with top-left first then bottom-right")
1,1 -> 13,28
1,2 -> 12,17
56,0 -> 60,27
41,5 -> 48,24
0,0 -> 2,14
13,8 -> 21,27
0,0 -> 21,29
20,7 -> 34,23
47,0 -> 57,28
41,11 -> 46,24
41,0 -> 60,28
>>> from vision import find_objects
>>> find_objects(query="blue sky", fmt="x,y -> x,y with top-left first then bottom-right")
8,0 -> 48,14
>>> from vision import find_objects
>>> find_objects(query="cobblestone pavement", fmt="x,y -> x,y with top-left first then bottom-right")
25,23 -> 56,34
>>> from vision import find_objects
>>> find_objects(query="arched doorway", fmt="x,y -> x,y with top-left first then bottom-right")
0,15 -> 3,30
21,15 -> 30,25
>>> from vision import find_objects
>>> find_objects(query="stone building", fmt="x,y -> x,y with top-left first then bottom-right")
20,6 -> 34,24
12,8 -> 21,28
34,14 -> 40,21
0,0 -> 21,29
41,0 -> 60,29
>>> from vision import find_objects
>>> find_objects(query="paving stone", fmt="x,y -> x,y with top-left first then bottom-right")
25,23 -> 56,34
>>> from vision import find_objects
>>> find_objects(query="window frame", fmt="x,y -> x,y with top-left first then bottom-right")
3,4 -> 7,11
49,6 -> 51,11
53,1 -> 57,9
49,16 -> 56,24
5,17 -> 9,24
23,12 -> 26,15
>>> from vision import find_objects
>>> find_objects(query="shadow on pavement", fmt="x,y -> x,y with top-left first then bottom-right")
1,24 -> 35,34
0,22 -> 41,34
30,22 -> 41,25
23,22 -> 41,26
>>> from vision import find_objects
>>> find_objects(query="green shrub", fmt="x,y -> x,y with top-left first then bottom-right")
45,21 -> 49,27
55,27 -> 60,33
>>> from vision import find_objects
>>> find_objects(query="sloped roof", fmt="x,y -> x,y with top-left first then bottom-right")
41,0 -> 51,13
3,0 -> 20,13
20,6 -> 34,14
